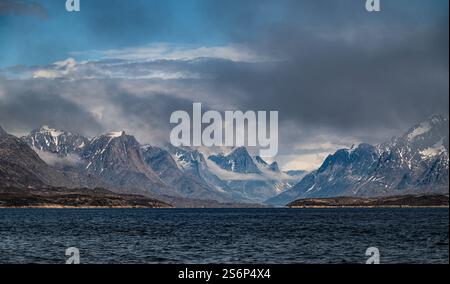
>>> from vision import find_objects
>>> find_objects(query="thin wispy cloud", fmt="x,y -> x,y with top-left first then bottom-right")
29,57 -> 202,80
8,43 -> 272,80
71,43 -> 271,63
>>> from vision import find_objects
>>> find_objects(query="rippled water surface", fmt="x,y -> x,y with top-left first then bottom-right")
0,208 -> 448,264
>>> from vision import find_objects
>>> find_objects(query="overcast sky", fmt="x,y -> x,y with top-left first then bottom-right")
0,0 -> 448,170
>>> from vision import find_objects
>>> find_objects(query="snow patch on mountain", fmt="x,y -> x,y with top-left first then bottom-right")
106,131 -> 125,138
420,139 -> 446,159
267,115 -> 449,206
23,126 -> 89,157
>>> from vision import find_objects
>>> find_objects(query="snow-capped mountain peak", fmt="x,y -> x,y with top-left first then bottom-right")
269,162 -> 280,172
267,115 -> 449,206
209,146 -> 261,174
40,125 -> 64,137
22,126 -> 89,156
254,156 -> 281,173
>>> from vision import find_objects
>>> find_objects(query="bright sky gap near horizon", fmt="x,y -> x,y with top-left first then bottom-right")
0,0 -> 448,171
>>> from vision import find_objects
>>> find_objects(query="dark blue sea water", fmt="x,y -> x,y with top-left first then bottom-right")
0,208 -> 448,264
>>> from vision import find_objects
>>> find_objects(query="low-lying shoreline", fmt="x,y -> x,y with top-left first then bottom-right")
0,205 -> 169,209
2,187 -> 449,209
0,186 -> 173,208
287,194 -> 449,208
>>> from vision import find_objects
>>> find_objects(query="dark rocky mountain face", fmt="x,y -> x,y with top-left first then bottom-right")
0,127 -> 175,208
267,115 -> 449,206
165,145 -> 234,195
23,126 -> 89,156
354,115 -> 449,196
254,156 -> 268,166
140,145 -> 233,202
23,128 -> 179,197
254,156 -> 280,173
21,127 -> 116,190
0,128 -> 74,188
269,162 -> 280,172
80,132 -> 175,197
209,147 -> 262,174
21,128 -> 234,202
0,127 -> 172,208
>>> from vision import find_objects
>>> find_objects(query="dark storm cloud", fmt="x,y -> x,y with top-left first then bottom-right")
0,76 -> 212,144
107,89 -> 202,143
203,27 -> 449,137
191,0 -> 450,143
0,0 -> 448,169
0,0 -> 48,19
0,79 -> 103,136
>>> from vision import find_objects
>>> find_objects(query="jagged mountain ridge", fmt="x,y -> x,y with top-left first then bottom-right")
165,145 -> 241,199
20,128 -> 178,198
209,147 -> 262,174
10,115 -> 449,206
21,127 -> 295,203
80,131 -> 178,197
254,155 -> 281,173
0,126 -> 171,208
168,145 -> 301,203
140,145 -> 233,202
267,115 -> 449,206
23,126 -> 89,156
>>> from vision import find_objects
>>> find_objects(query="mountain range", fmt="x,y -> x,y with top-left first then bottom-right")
0,126 -> 170,208
1,126 -> 72,188
1,114 -> 448,207
267,115 -> 449,205
17,126 -> 300,205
